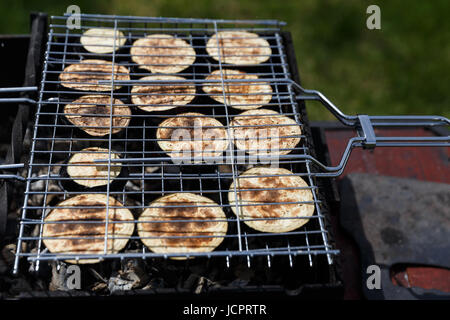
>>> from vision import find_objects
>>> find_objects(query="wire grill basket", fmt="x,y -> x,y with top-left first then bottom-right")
8,14 -> 448,275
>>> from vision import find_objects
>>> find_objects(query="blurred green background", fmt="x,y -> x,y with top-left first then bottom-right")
1,0 -> 448,120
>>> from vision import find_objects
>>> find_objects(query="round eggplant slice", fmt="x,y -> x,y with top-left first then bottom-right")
230,109 -> 301,155
59,59 -> 130,92
80,28 -> 126,54
131,75 -> 196,112
130,34 -> 196,73
202,69 -> 272,110
42,194 -> 134,264
228,167 -> 315,233
206,31 -> 271,65
156,112 -> 228,163
63,95 -> 131,136
137,193 -> 228,259
66,147 -> 122,188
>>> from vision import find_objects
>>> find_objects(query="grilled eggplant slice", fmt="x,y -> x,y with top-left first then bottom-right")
43,194 -> 134,264
230,109 -> 301,155
80,28 -> 126,54
131,75 -> 196,112
130,34 -> 196,73
138,193 -> 228,258
156,112 -> 228,163
59,59 -> 130,91
228,167 -> 314,233
66,147 -> 122,188
202,69 -> 272,110
206,31 -> 271,65
63,95 -> 131,136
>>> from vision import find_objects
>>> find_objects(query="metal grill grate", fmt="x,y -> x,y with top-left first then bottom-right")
13,14 -> 340,274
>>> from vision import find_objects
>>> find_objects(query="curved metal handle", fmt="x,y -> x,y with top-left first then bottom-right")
289,79 -> 449,176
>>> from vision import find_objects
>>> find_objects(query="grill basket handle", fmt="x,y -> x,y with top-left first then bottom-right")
292,79 -> 449,176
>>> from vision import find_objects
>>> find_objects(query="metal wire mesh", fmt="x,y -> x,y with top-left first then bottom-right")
14,14 -> 339,273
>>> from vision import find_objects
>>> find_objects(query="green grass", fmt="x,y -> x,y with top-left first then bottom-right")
1,0 -> 449,120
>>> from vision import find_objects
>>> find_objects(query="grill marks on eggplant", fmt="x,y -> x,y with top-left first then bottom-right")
138,193 -> 228,255
144,202 -> 217,247
131,75 -> 196,112
42,194 -> 134,263
203,69 -> 273,110
59,59 -> 130,91
206,31 -> 272,65
230,109 -> 302,155
64,95 -> 131,136
66,147 -> 122,188
130,34 -> 196,74
80,28 -> 126,54
156,113 -> 229,161
228,167 -> 315,233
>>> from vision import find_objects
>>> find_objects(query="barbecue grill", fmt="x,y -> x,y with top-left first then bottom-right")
0,13 -> 448,299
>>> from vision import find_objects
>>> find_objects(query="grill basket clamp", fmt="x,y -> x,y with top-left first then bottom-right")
357,115 -> 376,149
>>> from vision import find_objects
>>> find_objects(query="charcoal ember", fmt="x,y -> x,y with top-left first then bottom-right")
180,273 -> 220,293
194,276 -> 220,294
125,180 -> 141,192
120,191 -> 141,208
28,164 -> 63,209
127,167 -> 160,193
30,178 -> 44,192
138,261 -> 184,289
28,174 -> 44,207
27,228 -> 40,256
44,183 -> 63,206
108,276 -> 134,293
145,166 -> 159,174
120,258 -> 149,287
124,180 -> 143,206
90,282 -> 108,292
107,259 -> 149,293
49,262 -> 81,291
31,224 -> 41,238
